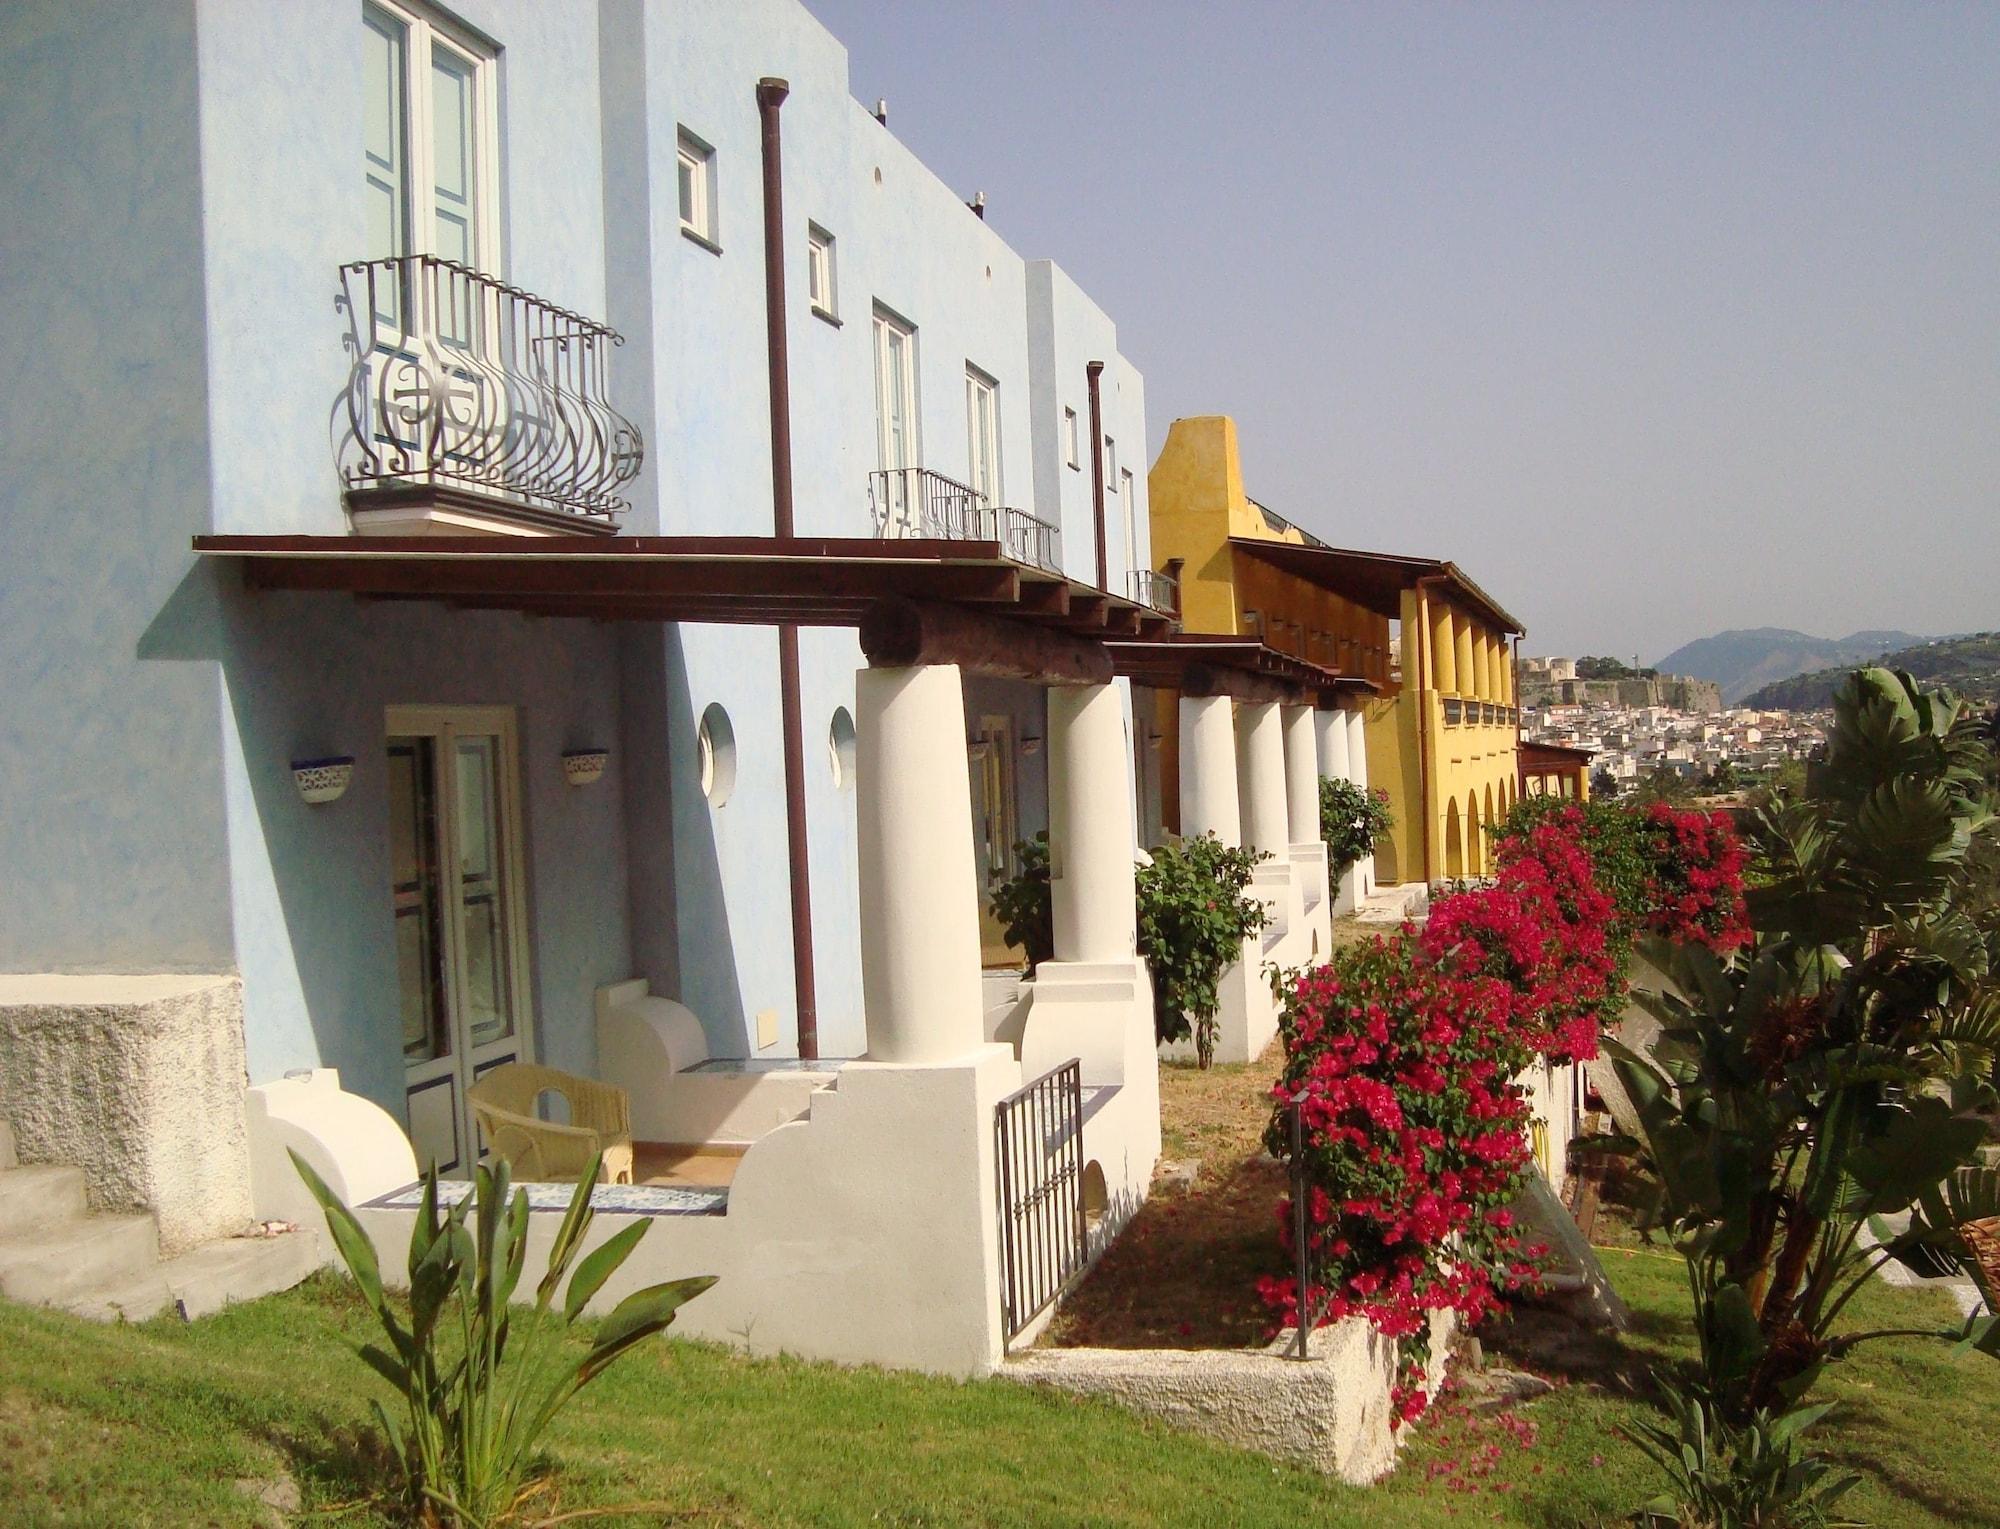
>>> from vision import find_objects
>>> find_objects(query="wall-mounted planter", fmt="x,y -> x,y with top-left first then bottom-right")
292,757 -> 355,805
562,749 -> 609,788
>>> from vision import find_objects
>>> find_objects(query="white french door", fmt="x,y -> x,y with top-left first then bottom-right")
965,367 -> 1001,509
873,308 -> 920,533
362,0 -> 503,468
387,705 -> 534,1177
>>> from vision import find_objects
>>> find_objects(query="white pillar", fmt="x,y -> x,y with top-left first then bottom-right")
1281,704 -> 1319,847
1048,683 -> 1138,964
1317,706 -> 1350,783
1235,701 -> 1289,857
855,664 -> 985,1064
1178,694 -> 1241,845
1345,706 -> 1375,896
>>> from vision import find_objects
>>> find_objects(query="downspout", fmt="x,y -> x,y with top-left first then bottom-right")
1086,360 -> 1107,590
1413,575 -> 1449,886
757,76 -> 820,1059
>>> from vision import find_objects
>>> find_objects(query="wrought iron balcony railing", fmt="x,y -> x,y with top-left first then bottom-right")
996,504 -> 1063,573
1128,568 -> 1180,614
337,255 -> 644,526
866,467 -> 1062,574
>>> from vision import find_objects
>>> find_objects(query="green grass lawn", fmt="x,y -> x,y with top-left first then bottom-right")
0,1251 -> 1993,1527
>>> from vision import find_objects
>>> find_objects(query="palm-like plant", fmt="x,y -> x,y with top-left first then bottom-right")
1608,669 -> 2000,1414
294,1149 -> 715,1527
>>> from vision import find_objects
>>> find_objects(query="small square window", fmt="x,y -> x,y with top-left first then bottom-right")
677,128 -> 717,249
807,222 -> 837,320
1063,407 -> 1079,469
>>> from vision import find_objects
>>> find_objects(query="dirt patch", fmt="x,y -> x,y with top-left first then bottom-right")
1048,1046 -> 1289,1349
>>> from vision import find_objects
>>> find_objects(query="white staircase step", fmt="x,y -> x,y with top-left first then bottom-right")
0,1119 -> 15,1170
61,1271 -> 175,1324
0,1213 -> 159,1304
0,1164 -> 88,1237
162,1230 -> 322,1320
61,1229 -> 321,1324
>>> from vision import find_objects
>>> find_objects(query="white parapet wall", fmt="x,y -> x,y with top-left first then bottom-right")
0,973 -> 253,1253
1019,955 -> 1163,1255
244,1067 -> 418,1252
343,1046 -> 1027,1378
595,979 -> 835,1145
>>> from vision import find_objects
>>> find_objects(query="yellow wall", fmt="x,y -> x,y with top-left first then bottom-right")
1151,417 -> 1393,833
1399,583 -> 1522,882
1147,415 -> 1522,882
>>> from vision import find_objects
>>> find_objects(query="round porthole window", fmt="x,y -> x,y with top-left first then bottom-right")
697,703 -> 736,807
828,707 -> 857,790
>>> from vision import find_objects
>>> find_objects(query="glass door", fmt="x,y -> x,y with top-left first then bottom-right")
969,714 -> 1021,966
873,308 -> 919,534
965,366 -> 1001,511
388,705 -> 533,1176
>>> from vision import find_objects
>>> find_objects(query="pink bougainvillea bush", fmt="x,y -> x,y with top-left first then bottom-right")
1632,800 -> 1750,952
1261,800 -> 1747,1426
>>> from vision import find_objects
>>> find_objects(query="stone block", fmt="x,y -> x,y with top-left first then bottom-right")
0,974 -> 253,1253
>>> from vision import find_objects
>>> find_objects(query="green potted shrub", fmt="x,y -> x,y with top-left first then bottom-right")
1139,834 -> 1270,1068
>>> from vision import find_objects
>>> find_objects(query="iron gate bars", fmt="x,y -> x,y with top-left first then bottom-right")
337,255 -> 645,524
994,1056 -> 1087,1344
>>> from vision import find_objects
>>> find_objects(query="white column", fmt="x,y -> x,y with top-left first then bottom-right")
1346,706 -> 1375,896
1178,694 -> 1240,844
855,664 -> 985,1064
1048,683 -> 1138,964
1281,704 -> 1319,847
1317,706 -> 1350,783
1235,701 -> 1289,856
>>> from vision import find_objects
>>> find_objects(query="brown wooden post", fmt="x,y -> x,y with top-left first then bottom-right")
1086,361 -> 1107,591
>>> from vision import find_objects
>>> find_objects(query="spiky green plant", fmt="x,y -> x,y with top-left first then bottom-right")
1606,668 -> 2000,1417
1628,1381 -> 1863,1529
293,1150 -> 714,1527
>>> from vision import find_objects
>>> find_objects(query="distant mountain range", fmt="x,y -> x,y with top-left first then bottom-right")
1740,632 -> 2000,711
1652,627 -> 1929,705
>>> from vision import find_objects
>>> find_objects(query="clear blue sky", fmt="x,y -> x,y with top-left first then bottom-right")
805,1 -> 1999,660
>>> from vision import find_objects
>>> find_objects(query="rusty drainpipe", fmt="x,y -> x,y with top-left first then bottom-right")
757,76 -> 819,1059
1086,360 -> 1108,590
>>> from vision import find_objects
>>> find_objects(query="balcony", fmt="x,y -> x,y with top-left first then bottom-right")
1127,568 -> 1180,614
866,467 -> 1061,574
337,256 -> 644,534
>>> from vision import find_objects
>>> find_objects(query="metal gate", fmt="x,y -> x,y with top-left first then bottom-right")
994,1057 -> 1086,1343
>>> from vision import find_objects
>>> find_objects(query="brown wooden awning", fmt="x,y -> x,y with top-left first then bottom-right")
1104,635 -> 1373,707
1226,537 -> 1524,635
1520,741 -> 1594,769
192,534 -> 1181,641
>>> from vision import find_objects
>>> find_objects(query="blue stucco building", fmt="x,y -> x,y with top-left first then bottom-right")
1,0 -> 1170,1175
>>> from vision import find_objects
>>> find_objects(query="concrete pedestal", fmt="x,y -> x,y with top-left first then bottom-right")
0,975 -> 253,1253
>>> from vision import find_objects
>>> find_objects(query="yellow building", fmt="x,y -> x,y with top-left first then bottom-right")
1147,415 -> 1526,886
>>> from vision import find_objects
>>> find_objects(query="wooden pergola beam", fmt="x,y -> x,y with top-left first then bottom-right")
1181,661 -> 1308,706
859,598 -> 1113,685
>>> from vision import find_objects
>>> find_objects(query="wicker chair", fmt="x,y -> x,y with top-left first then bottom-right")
467,1063 -> 634,1185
